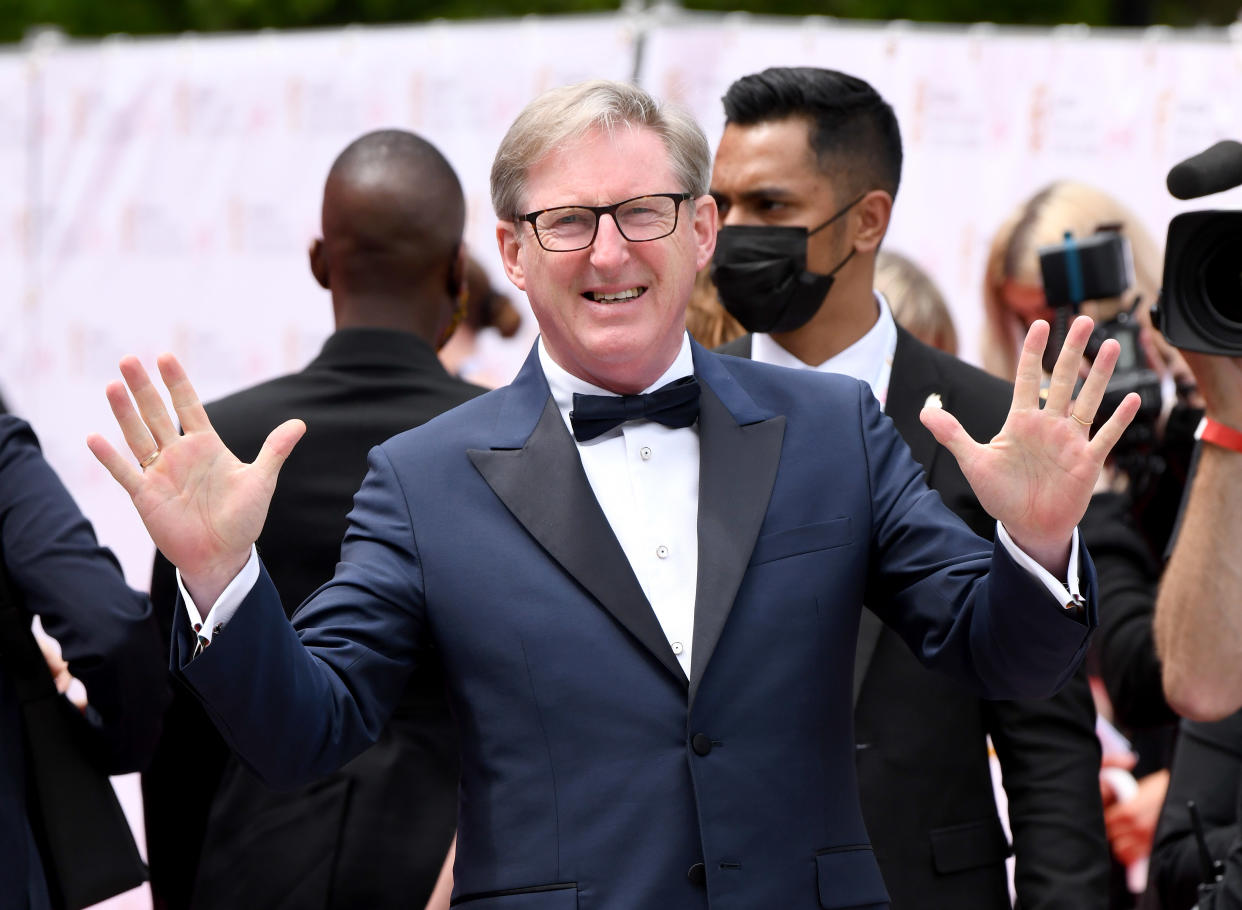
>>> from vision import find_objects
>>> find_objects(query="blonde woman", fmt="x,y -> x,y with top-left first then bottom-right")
876,249 -> 959,356
981,181 -> 1168,383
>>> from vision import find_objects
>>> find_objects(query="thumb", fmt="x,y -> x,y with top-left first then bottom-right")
919,405 -> 976,464
253,418 -> 306,479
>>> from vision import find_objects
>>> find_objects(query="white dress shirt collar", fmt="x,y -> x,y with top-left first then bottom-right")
538,332 -> 697,436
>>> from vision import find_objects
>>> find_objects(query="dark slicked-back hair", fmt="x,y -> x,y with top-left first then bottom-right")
722,67 -> 902,200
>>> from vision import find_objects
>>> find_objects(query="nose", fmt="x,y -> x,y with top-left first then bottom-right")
589,212 -> 630,270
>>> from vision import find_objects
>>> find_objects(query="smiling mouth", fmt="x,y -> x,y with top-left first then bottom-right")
583,287 -> 647,302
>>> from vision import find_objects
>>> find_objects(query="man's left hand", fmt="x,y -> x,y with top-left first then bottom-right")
920,315 -> 1140,575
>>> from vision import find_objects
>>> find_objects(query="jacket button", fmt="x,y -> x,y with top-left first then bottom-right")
687,862 -> 706,886
691,733 -> 713,756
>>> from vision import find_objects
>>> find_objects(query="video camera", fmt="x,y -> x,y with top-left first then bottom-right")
1036,229 -> 1163,491
1152,139 -> 1242,354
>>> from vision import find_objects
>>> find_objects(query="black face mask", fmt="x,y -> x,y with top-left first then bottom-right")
711,195 -> 861,335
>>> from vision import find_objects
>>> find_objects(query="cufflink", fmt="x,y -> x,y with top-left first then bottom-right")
190,624 -> 224,659
923,393 -> 943,410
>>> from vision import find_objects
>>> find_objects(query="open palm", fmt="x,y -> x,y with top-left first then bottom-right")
87,354 -> 304,606
921,316 -> 1140,571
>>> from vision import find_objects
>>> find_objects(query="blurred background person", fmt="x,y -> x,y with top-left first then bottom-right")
980,178 -> 1199,907
142,128 -> 484,910
1,413 -> 168,910
981,181 -> 1201,553
875,248 -> 958,356
982,181 -> 1165,384
437,254 -> 523,389
684,266 -> 745,350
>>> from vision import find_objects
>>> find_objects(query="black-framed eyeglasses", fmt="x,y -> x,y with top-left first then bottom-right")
515,192 -> 693,252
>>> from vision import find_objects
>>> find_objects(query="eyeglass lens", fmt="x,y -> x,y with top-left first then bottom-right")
535,195 -> 681,251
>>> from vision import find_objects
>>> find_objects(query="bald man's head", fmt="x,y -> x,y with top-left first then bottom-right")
312,129 -> 467,338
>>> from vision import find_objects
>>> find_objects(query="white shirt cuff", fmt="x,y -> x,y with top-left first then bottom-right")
995,522 -> 1084,613
177,545 -> 260,648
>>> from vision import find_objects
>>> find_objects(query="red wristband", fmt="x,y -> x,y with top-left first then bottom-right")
1198,417 -> 1242,454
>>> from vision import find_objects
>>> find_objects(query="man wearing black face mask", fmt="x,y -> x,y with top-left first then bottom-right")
713,67 -> 1110,910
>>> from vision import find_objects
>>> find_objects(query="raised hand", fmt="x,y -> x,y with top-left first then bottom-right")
87,354 -> 305,607
920,315 -> 1141,574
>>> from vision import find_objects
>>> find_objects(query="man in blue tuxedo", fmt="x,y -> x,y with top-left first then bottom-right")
90,80 -> 1139,910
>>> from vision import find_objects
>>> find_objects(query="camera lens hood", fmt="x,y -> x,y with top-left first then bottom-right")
1156,211 -> 1242,355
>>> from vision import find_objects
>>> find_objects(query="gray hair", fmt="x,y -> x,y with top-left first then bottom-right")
490,79 -> 712,220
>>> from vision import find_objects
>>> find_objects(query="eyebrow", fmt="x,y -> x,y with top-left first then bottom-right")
712,185 -> 798,202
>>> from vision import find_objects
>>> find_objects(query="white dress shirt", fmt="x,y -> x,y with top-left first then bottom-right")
538,335 -> 700,676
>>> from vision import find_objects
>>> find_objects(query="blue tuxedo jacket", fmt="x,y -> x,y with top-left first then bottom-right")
175,341 -> 1096,910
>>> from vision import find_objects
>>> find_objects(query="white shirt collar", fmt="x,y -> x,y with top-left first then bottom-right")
751,290 -> 898,406
538,332 -> 697,435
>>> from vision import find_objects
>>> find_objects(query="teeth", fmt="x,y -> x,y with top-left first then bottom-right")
588,288 -> 644,302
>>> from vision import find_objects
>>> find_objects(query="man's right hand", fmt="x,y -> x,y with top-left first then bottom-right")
87,354 -> 304,608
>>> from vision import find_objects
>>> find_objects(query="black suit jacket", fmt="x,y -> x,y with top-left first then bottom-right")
1149,713 -> 1242,910
144,328 -> 485,910
0,417 -> 168,910
718,328 -> 1110,909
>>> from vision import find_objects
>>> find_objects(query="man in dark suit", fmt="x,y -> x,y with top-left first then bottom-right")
1,415 -> 168,910
710,67 -> 1110,908
92,80 -> 1137,909
141,129 -> 484,909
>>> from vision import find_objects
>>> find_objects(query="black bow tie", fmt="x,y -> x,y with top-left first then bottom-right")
570,376 -> 701,443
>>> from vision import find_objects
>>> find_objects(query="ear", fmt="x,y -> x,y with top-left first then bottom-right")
497,220 -> 527,291
852,190 -> 893,254
436,247 -> 470,353
691,194 -> 718,272
448,241 -> 467,300
309,238 -> 329,289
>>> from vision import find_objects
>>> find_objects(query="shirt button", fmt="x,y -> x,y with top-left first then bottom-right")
671,641 -> 684,655
639,446 -> 652,460
655,545 -> 669,559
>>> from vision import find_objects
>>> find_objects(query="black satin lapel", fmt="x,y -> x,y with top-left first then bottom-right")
853,607 -> 885,706
468,398 -> 686,686
886,329 -> 944,475
689,383 -> 785,702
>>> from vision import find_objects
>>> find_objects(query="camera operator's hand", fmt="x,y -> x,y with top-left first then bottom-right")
1182,351 -> 1242,429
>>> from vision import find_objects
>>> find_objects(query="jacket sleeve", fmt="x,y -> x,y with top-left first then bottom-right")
857,384 -> 1096,700
175,444 -> 430,789
986,671 -> 1110,909
0,416 -> 170,772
